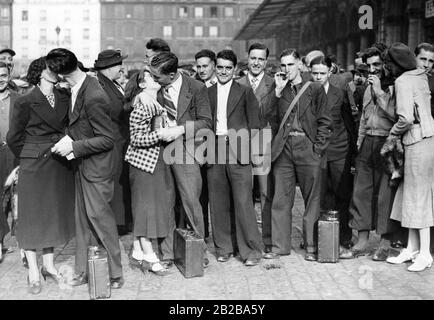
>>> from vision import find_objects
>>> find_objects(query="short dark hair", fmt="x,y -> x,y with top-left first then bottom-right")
372,42 -> 388,54
248,43 -> 269,59
310,56 -> 332,69
27,57 -> 47,85
146,38 -> 171,53
279,48 -> 300,60
415,42 -> 434,56
195,49 -> 216,64
150,51 -> 178,74
216,50 -> 237,66
46,48 -> 78,74
0,61 -> 10,75
361,47 -> 382,63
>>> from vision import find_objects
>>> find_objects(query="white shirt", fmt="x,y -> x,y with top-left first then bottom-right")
71,73 -> 87,112
205,76 -> 217,88
323,82 -> 330,94
248,71 -> 265,90
216,80 -> 233,136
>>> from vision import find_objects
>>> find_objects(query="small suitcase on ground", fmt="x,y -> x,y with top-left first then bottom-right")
318,210 -> 340,263
174,228 -> 204,278
88,246 -> 111,300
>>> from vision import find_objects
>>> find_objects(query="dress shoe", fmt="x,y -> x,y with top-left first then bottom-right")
407,254 -> 433,272
391,240 -> 405,249
339,247 -> 369,259
161,259 -> 174,269
264,252 -> 281,260
264,246 -> 272,254
27,276 -> 42,295
304,252 -> 317,262
217,253 -> 232,263
41,267 -> 59,284
245,258 -> 261,267
386,248 -> 419,265
372,246 -> 390,262
340,240 -> 354,250
69,273 -> 88,286
202,257 -> 209,268
110,277 -> 124,289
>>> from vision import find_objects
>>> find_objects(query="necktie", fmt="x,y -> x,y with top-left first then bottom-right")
251,77 -> 258,93
163,86 -> 177,121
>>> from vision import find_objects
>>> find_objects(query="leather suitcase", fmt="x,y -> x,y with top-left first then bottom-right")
174,228 -> 204,278
317,211 -> 340,263
88,246 -> 111,300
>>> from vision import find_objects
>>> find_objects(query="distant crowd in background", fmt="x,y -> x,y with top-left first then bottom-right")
0,36 -> 433,296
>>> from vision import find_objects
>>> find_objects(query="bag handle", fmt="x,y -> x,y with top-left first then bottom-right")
278,81 -> 311,132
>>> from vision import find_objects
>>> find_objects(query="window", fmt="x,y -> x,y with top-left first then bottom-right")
209,26 -> 218,37
194,7 -> 203,18
65,10 -> 71,21
39,28 -> 47,42
83,9 -> 90,21
83,48 -> 90,59
64,29 -> 71,43
1,8 -> 10,19
40,10 -> 46,22
194,26 -> 203,37
83,28 -> 90,40
21,28 -> 28,40
225,7 -> 234,17
163,25 -> 172,38
210,7 -> 218,18
22,10 -> 28,21
179,6 -> 188,18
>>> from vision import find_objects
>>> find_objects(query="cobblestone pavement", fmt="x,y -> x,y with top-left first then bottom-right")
1,188 -> 433,300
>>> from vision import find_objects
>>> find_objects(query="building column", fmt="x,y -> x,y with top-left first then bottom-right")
336,41 -> 346,68
346,38 -> 356,69
407,0 -> 425,49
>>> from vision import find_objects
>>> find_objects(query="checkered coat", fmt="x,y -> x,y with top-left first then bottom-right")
124,97 -> 163,174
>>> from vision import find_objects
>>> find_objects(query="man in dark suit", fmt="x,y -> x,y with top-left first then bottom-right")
47,48 -> 123,288
264,48 -> 332,261
95,49 -> 131,234
237,43 -> 275,253
310,56 -> 357,250
206,49 -> 263,266
148,51 -> 212,267
0,62 -> 19,261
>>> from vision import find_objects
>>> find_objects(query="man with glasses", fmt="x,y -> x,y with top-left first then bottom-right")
264,48 -> 331,262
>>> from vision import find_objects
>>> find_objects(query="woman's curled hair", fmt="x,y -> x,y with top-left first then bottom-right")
27,57 -> 47,86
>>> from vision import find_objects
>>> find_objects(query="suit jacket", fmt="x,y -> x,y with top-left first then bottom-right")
236,73 -> 276,128
97,72 -> 129,143
326,84 -> 357,161
7,87 -> 69,158
270,80 -> 332,161
208,81 -> 261,164
68,75 -> 115,182
157,74 -> 212,163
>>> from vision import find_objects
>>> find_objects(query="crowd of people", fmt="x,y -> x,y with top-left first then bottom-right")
0,37 -> 433,295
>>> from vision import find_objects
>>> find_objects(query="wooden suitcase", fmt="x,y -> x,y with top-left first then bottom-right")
88,246 -> 111,300
174,228 -> 204,278
317,211 -> 340,263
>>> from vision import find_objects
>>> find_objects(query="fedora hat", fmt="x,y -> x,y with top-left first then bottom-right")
94,49 -> 127,70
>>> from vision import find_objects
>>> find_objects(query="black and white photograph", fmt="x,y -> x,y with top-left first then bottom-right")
0,0 -> 434,306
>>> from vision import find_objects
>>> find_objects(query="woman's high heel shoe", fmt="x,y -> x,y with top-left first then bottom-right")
386,249 -> 419,264
27,276 -> 42,295
41,267 -> 59,284
408,254 -> 433,272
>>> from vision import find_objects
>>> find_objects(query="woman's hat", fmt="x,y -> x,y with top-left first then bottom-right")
387,42 -> 417,71
94,49 -> 128,70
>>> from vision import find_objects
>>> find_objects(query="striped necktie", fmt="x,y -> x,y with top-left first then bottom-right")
251,77 -> 258,93
163,86 -> 177,121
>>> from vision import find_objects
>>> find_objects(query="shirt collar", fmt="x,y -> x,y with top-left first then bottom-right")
168,73 -> 183,93
0,89 -> 10,101
248,71 -> 264,85
71,73 -> 87,96
205,76 -> 217,88
323,82 -> 330,94
217,79 -> 233,90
